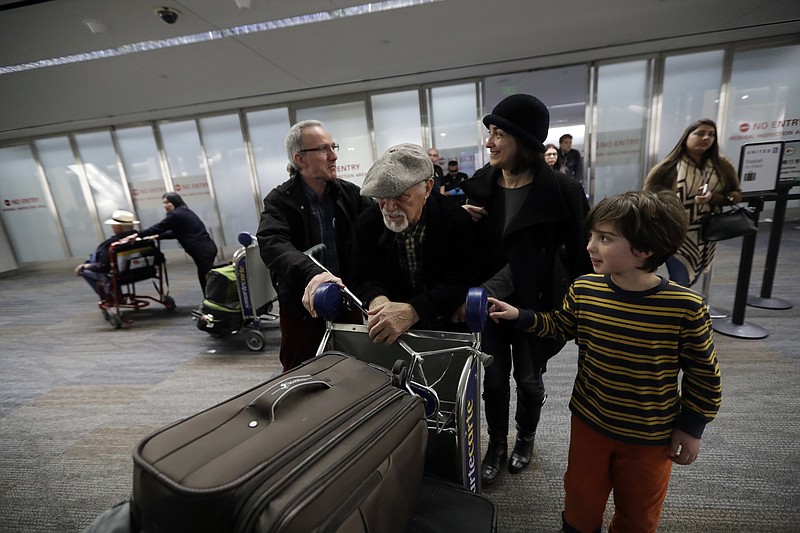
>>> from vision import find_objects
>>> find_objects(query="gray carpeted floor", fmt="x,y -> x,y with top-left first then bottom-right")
1,223 -> 799,532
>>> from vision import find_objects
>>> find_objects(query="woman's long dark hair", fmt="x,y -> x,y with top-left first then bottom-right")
163,192 -> 187,209
645,118 -> 738,193
507,140 -> 544,176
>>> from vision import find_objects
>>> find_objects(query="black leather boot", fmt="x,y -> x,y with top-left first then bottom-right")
508,432 -> 535,474
480,439 -> 507,486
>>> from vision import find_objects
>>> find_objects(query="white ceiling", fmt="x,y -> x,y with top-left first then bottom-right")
0,0 -> 798,142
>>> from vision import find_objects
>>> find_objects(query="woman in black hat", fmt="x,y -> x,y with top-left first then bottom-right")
460,94 -> 592,485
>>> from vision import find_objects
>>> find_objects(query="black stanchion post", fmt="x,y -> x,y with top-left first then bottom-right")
747,186 -> 793,310
712,197 -> 769,339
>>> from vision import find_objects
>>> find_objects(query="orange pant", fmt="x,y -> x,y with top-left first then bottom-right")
562,415 -> 673,533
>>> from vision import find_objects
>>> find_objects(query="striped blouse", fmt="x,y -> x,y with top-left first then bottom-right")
515,273 -> 722,445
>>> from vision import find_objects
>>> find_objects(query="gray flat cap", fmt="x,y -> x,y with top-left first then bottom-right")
361,143 -> 434,198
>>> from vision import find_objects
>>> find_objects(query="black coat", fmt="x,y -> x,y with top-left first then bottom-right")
350,192 -> 481,330
460,162 -> 592,368
256,175 -> 373,319
139,207 -> 216,259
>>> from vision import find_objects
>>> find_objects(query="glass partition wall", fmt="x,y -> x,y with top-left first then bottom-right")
1,41 -> 797,266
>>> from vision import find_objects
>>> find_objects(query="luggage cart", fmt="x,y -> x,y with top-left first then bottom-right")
101,239 -> 175,329
313,279 -> 491,494
193,232 -> 278,351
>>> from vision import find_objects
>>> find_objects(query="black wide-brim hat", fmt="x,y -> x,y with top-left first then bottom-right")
483,94 -> 549,153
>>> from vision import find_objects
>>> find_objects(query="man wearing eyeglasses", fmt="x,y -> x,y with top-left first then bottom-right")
347,143 -> 481,344
257,120 -> 373,371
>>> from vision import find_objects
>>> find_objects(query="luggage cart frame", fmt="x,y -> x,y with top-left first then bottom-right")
312,272 -> 491,493
318,323 -> 485,493
101,239 -> 175,329
193,232 -> 278,350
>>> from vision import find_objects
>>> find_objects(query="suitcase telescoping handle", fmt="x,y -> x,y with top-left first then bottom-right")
249,378 -> 332,421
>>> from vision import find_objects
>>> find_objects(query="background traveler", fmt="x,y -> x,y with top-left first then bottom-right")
427,147 -> 445,189
558,133 -> 584,185
440,160 -> 469,204
544,143 -> 567,174
644,118 -> 742,288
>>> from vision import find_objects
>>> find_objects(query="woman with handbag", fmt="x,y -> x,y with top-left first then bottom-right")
644,118 -> 742,287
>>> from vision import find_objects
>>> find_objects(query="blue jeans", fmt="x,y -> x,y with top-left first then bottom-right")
79,269 -> 112,301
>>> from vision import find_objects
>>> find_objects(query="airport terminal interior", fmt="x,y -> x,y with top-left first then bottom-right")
1,1 -> 799,531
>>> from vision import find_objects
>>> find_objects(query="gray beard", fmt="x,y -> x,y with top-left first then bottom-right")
381,211 -> 409,233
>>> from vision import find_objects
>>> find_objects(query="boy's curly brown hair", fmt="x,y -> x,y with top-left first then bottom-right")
586,190 -> 688,273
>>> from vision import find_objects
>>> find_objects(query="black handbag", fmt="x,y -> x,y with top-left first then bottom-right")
699,205 -> 757,242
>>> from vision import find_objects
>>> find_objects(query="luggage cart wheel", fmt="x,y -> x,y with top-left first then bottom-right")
465,287 -> 488,333
245,329 -> 266,351
163,295 -> 176,311
391,359 -> 409,389
109,312 -> 122,329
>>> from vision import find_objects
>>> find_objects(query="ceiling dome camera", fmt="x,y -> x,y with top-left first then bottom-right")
156,7 -> 180,24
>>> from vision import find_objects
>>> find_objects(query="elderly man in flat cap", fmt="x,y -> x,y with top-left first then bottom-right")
75,209 -> 140,305
348,143 -> 481,344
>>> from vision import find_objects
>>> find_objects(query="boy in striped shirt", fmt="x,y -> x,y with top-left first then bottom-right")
488,190 -> 722,533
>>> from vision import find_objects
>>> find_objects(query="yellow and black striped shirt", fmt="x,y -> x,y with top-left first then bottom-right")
516,274 -> 722,445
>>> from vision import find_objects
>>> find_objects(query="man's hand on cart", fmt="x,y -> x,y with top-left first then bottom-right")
303,272 -> 344,318
366,296 -> 419,344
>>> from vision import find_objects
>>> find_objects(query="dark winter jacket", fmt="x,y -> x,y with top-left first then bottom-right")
350,191 -> 481,330
460,161 -> 592,369
256,175 -> 373,319
138,206 -> 216,259
84,230 -> 138,273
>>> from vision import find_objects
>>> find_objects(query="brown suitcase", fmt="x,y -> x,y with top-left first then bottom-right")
131,352 -> 427,532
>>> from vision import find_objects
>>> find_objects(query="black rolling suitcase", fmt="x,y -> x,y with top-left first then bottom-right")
407,475 -> 497,532
131,352 -> 428,533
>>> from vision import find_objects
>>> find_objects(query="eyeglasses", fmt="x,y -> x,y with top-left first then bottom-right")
544,152 -> 558,158
298,143 -> 339,154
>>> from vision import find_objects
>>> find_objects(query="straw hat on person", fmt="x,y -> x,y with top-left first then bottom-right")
103,209 -> 140,225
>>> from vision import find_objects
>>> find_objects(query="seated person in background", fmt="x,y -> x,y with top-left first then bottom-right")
74,210 -> 139,305
440,160 -> 469,204
348,143 -> 481,344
